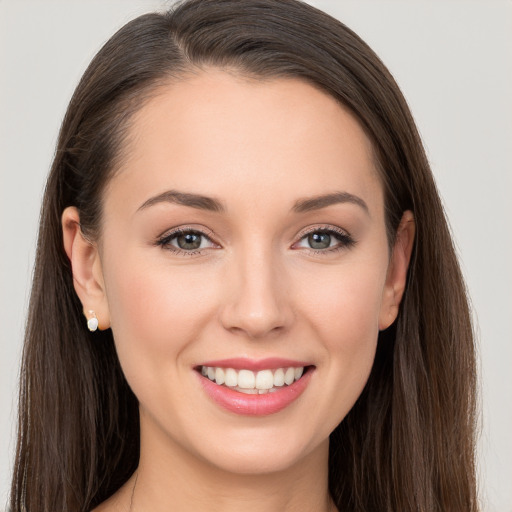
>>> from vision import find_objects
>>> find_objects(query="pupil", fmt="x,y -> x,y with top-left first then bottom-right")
308,232 -> 331,249
178,232 -> 201,250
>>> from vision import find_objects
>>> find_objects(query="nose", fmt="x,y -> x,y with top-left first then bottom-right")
219,247 -> 294,339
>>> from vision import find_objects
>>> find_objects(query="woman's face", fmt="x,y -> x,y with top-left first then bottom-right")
93,70 -> 404,475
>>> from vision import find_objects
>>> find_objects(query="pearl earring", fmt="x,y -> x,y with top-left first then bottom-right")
87,310 -> 99,332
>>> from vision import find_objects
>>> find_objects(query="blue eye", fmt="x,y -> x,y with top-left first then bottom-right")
157,229 -> 216,253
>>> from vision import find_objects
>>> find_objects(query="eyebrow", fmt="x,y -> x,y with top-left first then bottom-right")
137,190 -> 225,213
293,191 -> 369,214
137,189 -> 369,215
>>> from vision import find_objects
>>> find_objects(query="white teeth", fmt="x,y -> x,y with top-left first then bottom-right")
273,368 -> 285,387
225,368 -> 238,387
200,365 -> 307,392
238,369 -> 256,389
284,367 -> 295,385
215,367 -> 225,385
255,369 -> 274,390
236,387 -> 258,395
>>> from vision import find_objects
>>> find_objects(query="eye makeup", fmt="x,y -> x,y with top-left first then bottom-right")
292,225 -> 356,254
155,226 -> 219,256
154,223 -> 356,257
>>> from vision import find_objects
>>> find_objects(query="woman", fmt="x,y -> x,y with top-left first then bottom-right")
10,0 -> 478,511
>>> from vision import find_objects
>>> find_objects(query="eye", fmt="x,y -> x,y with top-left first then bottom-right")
156,228 -> 218,253
293,227 -> 355,252
305,231 -> 334,250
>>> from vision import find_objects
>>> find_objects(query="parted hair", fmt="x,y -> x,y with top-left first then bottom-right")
10,1 -> 478,511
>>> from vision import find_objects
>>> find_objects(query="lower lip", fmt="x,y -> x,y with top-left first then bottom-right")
197,368 -> 314,416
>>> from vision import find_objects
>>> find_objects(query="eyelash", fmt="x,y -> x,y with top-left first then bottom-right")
293,226 -> 356,254
155,225 -> 355,256
155,227 -> 217,256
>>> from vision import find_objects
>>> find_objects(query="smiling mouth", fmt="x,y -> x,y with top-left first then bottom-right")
197,365 -> 311,394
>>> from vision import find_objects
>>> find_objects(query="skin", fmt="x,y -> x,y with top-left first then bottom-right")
62,70 -> 414,512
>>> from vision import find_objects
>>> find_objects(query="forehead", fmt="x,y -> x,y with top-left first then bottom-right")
105,69 -> 383,217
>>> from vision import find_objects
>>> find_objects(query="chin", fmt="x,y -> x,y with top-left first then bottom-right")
187,423 -> 330,477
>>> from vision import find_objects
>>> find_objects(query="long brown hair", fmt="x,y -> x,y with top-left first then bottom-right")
11,1 -> 478,510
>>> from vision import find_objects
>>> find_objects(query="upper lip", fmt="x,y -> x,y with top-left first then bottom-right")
197,357 -> 313,371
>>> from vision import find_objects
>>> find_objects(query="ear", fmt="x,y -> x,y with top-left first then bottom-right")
378,210 -> 415,331
62,206 -> 110,330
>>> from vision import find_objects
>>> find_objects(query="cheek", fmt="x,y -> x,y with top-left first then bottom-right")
102,250 -> 218,386
305,260 -> 387,351
296,257 -> 388,424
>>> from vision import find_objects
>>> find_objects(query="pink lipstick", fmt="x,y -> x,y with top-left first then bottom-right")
195,358 -> 314,416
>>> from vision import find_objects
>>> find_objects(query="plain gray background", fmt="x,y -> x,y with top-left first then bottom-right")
1,1 -> 511,511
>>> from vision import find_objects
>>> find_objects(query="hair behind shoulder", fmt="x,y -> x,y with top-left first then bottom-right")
11,1 -> 478,511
